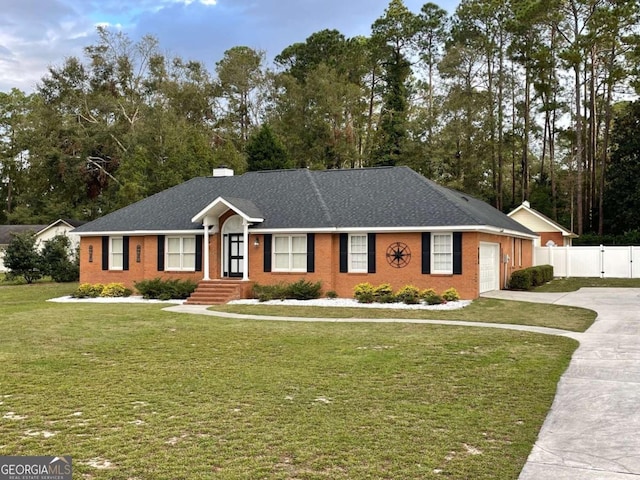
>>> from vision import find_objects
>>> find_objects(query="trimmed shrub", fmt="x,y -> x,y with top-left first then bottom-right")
442,288 -> 460,302
539,264 -> 554,282
100,283 -> 132,298
420,288 -> 437,301
253,283 -> 287,302
286,279 -> 322,300
423,292 -> 445,305
509,265 -> 553,290
73,283 -> 105,298
253,280 -> 322,302
373,283 -> 396,303
509,269 -> 532,290
530,266 -> 544,287
354,283 -> 375,303
395,285 -> 421,304
134,278 -> 197,300
326,290 -> 338,299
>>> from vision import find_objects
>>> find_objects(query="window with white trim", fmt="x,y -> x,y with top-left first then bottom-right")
166,236 -> 196,271
518,239 -> 522,266
110,237 -> 123,270
273,235 -> 307,272
349,234 -> 368,272
432,233 -> 453,274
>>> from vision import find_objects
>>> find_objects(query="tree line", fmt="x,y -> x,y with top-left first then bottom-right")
0,0 -> 639,236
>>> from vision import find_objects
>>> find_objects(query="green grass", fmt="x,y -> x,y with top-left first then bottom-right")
534,277 -> 640,292
0,283 -> 579,479
211,297 -> 595,332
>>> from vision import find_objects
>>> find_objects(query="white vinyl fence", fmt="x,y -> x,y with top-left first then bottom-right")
534,245 -> 640,278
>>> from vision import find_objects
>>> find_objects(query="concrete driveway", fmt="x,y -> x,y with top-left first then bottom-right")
485,288 -> 640,479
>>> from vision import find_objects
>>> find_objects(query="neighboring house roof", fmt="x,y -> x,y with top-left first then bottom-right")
73,166 -> 537,237
0,220 -> 86,246
35,218 -> 87,236
508,201 -> 577,238
0,225 -> 48,245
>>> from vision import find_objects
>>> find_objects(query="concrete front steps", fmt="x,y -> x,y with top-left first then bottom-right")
185,280 -> 253,305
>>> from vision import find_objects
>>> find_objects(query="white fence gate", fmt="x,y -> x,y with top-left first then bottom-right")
534,245 -> 640,278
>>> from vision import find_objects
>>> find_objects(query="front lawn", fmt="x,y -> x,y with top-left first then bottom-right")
212,297 -> 595,332
0,283 -> 577,479
534,277 -> 640,292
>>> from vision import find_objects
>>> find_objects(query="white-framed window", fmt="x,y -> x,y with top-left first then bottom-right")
110,237 -> 124,270
518,239 -> 522,267
166,236 -> 196,271
432,233 -> 453,274
349,234 -> 368,273
273,235 -> 307,272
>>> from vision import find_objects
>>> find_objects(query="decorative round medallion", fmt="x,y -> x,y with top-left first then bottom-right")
386,242 -> 411,268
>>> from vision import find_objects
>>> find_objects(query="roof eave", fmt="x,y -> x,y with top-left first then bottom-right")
74,229 -> 204,237
251,225 -> 539,239
191,196 -> 264,224
36,219 -> 73,236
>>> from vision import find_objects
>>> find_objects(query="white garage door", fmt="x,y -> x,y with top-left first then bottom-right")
479,242 -> 500,293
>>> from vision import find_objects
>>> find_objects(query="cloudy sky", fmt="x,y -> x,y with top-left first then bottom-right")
0,0 -> 459,94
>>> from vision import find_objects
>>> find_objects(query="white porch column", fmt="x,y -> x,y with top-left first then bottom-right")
242,218 -> 250,281
203,220 -> 210,280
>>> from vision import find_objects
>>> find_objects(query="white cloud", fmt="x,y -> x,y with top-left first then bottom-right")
0,0 -> 457,93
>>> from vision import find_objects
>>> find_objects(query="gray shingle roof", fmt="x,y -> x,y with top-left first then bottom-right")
73,166 -> 536,236
0,225 -> 48,245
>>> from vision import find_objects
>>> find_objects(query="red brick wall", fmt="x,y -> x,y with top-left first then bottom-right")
79,236 -> 204,291
248,232 -> 532,300
539,231 -> 565,247
80,231 -> 534,299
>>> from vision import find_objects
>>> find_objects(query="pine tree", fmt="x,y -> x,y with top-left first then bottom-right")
245,125 -> 290,171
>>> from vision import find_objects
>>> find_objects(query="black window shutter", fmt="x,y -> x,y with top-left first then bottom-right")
263,234 -> 272,272
123,236 -> 130,271
307,233 -> 315,273
101,236 -> 109,271
422,232 -> 431,274
339,233 -> 348,273
157,235 -> 165,271
195,235 -> 203,272
367,233 -> 376,273
453,232 -> 463,275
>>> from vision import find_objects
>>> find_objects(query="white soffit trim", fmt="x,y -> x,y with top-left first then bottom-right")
250,225 -> 538,239
191,196 -> 264,224
76,226 -> 537,240
75,230 -> 203,237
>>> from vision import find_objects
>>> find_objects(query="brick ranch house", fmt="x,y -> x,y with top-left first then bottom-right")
72,166 -> 537,303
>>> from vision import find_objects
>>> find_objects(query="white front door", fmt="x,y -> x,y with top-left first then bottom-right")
479,242 -> 500,293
